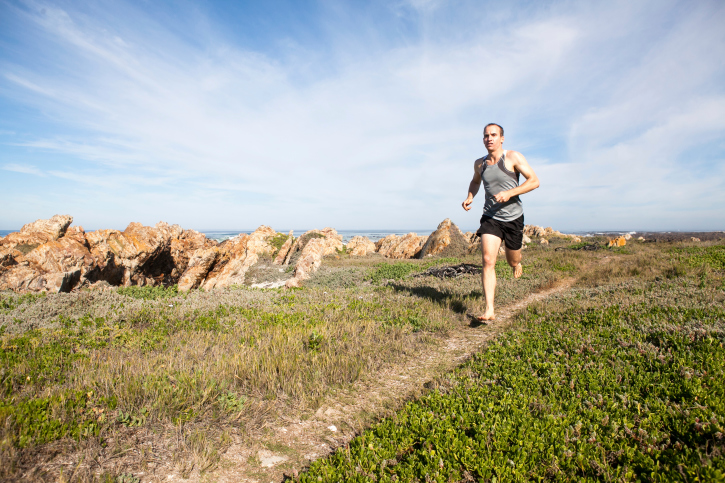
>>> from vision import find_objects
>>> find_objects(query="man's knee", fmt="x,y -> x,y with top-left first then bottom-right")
483,252 -> 497,268
505,249 -> 522,267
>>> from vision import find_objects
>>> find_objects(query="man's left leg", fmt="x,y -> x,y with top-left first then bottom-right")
505,248 -> 523,279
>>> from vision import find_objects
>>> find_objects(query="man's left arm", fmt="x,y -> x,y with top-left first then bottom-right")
493,151 -> 540,203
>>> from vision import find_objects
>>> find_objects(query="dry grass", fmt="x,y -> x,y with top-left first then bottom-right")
1,236 -> 723,481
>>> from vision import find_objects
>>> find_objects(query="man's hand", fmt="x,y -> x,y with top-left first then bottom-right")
494,191 -> 511,203
462,196 -> 474,211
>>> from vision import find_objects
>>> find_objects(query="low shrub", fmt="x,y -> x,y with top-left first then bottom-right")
299,284 -> 725,482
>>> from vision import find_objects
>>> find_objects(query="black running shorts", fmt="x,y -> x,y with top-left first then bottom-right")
476,214 -> 524,250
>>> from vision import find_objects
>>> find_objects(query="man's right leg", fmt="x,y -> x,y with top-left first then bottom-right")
479,234 -> 502,320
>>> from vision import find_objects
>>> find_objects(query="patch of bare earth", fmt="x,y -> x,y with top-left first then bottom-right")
160,278 -> 574,483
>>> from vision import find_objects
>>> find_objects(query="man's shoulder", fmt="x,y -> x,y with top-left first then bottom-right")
505,150 -> 527,164
474,155 -> 487,165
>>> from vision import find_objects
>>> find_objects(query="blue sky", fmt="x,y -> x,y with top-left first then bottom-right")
1,0 -> 724,232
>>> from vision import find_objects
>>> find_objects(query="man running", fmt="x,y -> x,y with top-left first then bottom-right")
462,123 -> 540,321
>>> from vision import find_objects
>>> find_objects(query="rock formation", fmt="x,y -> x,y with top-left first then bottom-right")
273,231 -> 294,265
285,238 -> 327,288
2,214 -> 579,292
346,236 -> 376,256
417,219 -> 470,258
608,236 -> 627,247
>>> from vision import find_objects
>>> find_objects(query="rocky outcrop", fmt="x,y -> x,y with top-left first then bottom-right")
0,216 -> 93,293
524,225 -> 582,243
389,233 -> 428,259
346,236 -> 376,256
3,214 -> 581,292
417,219 -> 470,258
198,226 -> 277,290
178,247 -> 219,291
273,231 -> 294,265
285,238 -> 327,288
372,233 -> 428,259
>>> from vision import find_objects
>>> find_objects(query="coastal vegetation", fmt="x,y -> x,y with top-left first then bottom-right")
0,236 -> 723,481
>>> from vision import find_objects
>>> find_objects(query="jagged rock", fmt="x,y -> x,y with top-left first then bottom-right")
199,226 -> 277,290
0,219 -> 92,293
273,231 -> 294,265
319,228 -> 344,256
522,234 -> 532,244
390,233 -> 427,259
1,214 -> 73,248
285,229 -> 342,266
524,225 -> 546,237
374,233 -> 427,259
375,235 -> 400,257
285,238 -> 327,288
418,219 -> 470,258
346,236 -> 376,256
86,221 -> 177,287
540,238 -> 549,245
178,247 -> 219,291
169,228 -> 217,279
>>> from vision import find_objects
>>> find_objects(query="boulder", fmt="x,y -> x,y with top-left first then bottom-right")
199,234 -> 253,290
691,237 -> 701,242
273,231 -> 294,265
637,236 -> 645,242
389,233 -> 427,259
1,214 -> 73,249
285,229 -> 342,266
524,225 -> 546,237
608,236 -> 627,247
540,238 -> 549,245
85,221 -> 177,287
522,234 -> 532,244
285,237 -> 327,288
346,236 -> 376,256
169,228 -> 217,279
178,247 -> 219,291
0,219 -> 92,293
624,234 -> 632,241
417,219 -> 470,258
375,235 -> 400,258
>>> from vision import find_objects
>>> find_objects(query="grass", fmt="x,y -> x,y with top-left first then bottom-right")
299,277 -> 725,481
0,237 -> 723,480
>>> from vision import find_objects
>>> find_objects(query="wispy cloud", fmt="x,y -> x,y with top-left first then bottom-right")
2,163 -> 45,176
0,0 -> 723,231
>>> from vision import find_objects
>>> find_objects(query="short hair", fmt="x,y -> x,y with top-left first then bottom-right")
484,123 -> 504,136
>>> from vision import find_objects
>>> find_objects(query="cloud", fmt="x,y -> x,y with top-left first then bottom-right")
2,163 -> 46,176
0,0 -> 723,231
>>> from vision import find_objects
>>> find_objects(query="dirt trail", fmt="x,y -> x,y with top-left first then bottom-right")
167,278 -> 575,482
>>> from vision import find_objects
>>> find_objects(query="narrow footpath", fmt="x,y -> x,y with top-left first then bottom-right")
187,278 -> 576,483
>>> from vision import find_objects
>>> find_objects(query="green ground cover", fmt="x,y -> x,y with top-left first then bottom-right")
1,238 -> 722,481
300,246 -> 725,482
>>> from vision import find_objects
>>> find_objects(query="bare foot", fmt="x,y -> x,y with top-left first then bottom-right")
513,263 -> 523,279
477,312 -> 495,321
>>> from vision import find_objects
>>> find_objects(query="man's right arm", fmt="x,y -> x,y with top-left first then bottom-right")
462,159 -> 482,211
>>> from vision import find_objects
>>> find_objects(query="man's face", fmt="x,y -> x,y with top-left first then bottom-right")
483,126 -> 504,152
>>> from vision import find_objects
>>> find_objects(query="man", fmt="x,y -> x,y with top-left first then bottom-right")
462,123 -> 539,321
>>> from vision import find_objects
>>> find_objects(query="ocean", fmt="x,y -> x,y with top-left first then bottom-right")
0,229 -> 430,242
1,229 -> 719,243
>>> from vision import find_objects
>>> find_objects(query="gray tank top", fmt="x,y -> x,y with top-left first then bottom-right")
480,150 -> 523,221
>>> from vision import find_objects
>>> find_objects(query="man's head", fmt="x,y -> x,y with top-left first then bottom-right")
483,123 -> 504,153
